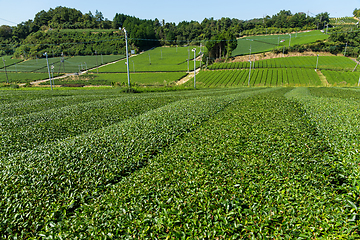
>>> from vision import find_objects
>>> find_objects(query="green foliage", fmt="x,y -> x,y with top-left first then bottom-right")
205,30 -> 237,60
354,9 -> 360,18
0,72 -> 49,83
1,87 -> 360,238
232,30 -> 329,56
39,72 -> 187,86
322,70 -> 360,86
0,87 -> 269,238
94,46 -> 200,73
3,55 -> 124,74
209,56 -> 357,71
186,68 -> 321,87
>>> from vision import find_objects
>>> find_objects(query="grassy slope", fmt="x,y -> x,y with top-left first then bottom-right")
232,30 -> 329,56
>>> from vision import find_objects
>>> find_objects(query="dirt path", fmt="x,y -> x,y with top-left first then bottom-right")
230,51 -> 343,63
22,54 -> 137,86
176,68 -> 201,85
316,70 -> 330,86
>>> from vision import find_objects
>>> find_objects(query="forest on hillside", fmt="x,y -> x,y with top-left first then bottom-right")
0,7 -> 332,59
2,7 -> 360,61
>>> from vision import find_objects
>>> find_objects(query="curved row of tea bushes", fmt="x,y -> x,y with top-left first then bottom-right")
208,56 -> 356,71
0,93 -> 124,119
286,87 -> 360,234
0,95 -> 183,157
53,89 -> 355,238
0,88 -> 274,238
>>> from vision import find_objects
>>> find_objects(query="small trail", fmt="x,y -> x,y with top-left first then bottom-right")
316,70 -> 330,86
176,68 -> 201,85
21,54 -> 135,86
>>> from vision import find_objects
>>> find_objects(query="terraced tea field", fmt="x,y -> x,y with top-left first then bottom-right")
94,46 -> 201,73
1,87 -> 360,238
232,30 -> 329,56
200,55 -> 359,87
209,56 -> 357,71
39,72 -> 188,86
2,55 -> 125,74
186,68 -> 321,87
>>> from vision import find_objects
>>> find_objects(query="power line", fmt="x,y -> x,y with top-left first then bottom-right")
0,17 -> 18,25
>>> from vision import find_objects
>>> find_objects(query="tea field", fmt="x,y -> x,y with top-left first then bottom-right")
1,55 -> 125,74
232,30 -> 329,56
1,87 -> 360,238
186,68 -> 321,87
202,55 -> 360,87
209,56 -> 357,71
39,72 -> 188,86
94,46 -> 201,73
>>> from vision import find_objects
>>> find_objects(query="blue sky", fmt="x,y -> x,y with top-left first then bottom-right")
0,0 -> 359,26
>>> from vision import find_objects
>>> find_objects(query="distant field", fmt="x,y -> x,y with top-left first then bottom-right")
0,72 -> 50,83
40,72 -> 187,86
184,68 -> 321,87
0,56 -> 23,68
232,30 -> 329,56
59,29 -> 118,33
94,46 -> 201,73
209,56 -> 357,71
322,70 -> 360,86
4,55 -> 124,74
330,17 -> 358,24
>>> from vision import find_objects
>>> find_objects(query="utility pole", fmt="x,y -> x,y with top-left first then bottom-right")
289,34 -> 291,47
283,46 -> 285,57
344,42 -> 348,57
95,50 -> 99,73
253,55 -> 255,69
187,47 -> 190,73
353,55 -> 360,72
123,28 -> 131,88
315,54 -> 319,71
192,48 -> 196,89
44,52 -> 52,90
2,58 -> 8,84
148,53 -> 151,65
248,59 -> 252,87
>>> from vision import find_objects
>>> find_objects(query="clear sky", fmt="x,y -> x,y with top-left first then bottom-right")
0,0 -> 358,26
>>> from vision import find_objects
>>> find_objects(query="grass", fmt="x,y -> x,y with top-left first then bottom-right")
0,72 -> 50,83
321,70 -> 360,86
1,87 -> 360,238
3,55 -> 124,74
232,30 -> 329,56
94,46 -> 201,73
185,68 -> 321,87
209,56 -> 357,71
0,56 -> 24,68
40,72 -> 188,86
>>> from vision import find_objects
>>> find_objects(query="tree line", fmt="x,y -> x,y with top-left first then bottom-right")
0,6 -> 331,61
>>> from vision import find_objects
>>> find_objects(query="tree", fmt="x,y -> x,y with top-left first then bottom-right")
354,8 -> 360,18
0,25 -> 12,40
205,30 -> 237,60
